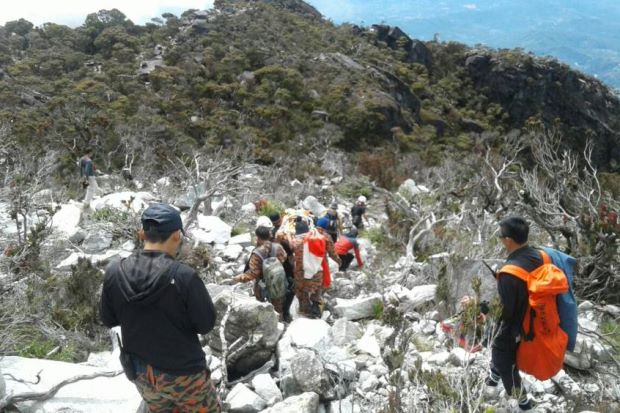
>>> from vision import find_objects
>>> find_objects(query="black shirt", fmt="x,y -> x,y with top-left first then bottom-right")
100,250 -> 216,375
496,245 -> 543,345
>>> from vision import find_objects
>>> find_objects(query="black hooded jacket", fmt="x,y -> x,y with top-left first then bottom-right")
101,250 -> 216,375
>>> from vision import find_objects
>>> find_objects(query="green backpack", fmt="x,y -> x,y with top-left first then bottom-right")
254,243 -> 288,300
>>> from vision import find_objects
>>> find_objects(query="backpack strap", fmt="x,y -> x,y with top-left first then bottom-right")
499,264 -> 530,282
538,249 -> 551,265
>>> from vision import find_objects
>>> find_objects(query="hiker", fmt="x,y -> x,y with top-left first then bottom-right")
485,217 -> 538,411
322,202 -> 343,242
335,227 -> 364,271
292,217 -> 341,319
100,203 -> 220,413
270,212 -> 296,323
79,149 -> 99,206
350,195 -> 368,230
232,225 -> 288,319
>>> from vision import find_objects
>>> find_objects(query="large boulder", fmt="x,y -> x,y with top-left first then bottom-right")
206,285 -> 282,377
301,196 -> 326,217
190,215 -> 232,245
51,201 -> 82,237
225,383 -> 266,413
262,392 -> 320,413
330,319 -> 363,347
397,179 -> 430,198
291,349 -> 330,395
333,294 -> 383,321
251,374 -> 282,406
384,284 -> 437,313
91,191 -> 155,213
0,356 -> 141,412
82,229 -> 113,253
277,319 -> 356,398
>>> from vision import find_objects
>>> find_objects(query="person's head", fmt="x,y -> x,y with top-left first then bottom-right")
256,216 -> 273,230
85,148 -> 93,157
316,216 -> 330,231
255,226 -> 272,243
347,227 -> 358,238
357,195 -> 367,205
295,220 -> 310,235
330,202 -> 338,211
498,216 -> 529,252
269,212 -> 282,227
140,203 -> 185,256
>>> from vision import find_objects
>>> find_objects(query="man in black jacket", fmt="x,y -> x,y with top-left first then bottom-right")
485,216 -> 538,411
100,203 -> 220,413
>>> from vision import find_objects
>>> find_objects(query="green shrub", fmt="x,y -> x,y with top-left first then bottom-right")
601,319 -> 620,353
257,200 -> 285,217
372,301 -> 384,319
52,258 -> 103,334
363,227 -> 386,247
18,337 -> 75,362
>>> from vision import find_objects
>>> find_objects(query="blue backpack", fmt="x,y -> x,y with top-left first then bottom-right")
542,247 -> 578,351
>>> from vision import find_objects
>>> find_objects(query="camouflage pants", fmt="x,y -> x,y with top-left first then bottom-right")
133,361 -> 221,413
294,271 -> 323,318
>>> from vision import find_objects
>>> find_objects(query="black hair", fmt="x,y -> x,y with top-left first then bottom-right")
499,216 -> 529,244
295,220 -> 310,235
255,226 -> 272,241
143,220 -> 175,243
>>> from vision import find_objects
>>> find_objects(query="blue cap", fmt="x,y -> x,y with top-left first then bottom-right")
142,203 -> 185,234
316,216 -> 330,230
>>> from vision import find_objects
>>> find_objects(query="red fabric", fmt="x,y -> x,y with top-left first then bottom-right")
305,230 -> 331,287
335,236 -> 363,267
322,258 -> 330,288
335,236 -> 353,255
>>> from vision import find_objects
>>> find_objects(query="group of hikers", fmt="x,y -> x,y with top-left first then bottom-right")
97,169 -> 575,412
230,199 -> 367,322
99,198 -> 368,412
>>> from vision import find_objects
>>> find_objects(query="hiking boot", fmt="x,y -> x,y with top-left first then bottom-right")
518,393 -> 535,411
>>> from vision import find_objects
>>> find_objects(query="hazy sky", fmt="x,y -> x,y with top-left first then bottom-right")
0,0 -> 215,27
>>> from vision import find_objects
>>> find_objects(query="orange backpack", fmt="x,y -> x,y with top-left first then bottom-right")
499,250 -> 569,380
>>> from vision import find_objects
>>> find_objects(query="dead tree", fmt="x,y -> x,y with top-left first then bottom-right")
0,370 -> 122,410
168,148 -> 247,230
519,129 -> 619,302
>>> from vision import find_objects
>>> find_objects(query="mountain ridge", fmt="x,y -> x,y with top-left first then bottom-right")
0,0 -> 619,178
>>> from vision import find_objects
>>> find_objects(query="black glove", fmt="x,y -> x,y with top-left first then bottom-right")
479,300 -> 490,315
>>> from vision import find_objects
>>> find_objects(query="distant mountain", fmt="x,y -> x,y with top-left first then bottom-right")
0,0 -> 619,179
307,0 -> 620,89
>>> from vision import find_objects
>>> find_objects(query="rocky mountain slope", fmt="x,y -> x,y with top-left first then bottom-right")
0,174 -> 618,412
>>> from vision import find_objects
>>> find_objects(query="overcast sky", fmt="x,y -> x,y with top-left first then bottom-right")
0,0 -> 215,27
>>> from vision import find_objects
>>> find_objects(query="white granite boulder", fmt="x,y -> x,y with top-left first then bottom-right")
333,294 -> 383,321
51,201 -> 82,237
226,383 -> 266,413
206,285 -> 281,376
251,374 -> 282,406
190,215 -> 232,244
261,392 -> 319,413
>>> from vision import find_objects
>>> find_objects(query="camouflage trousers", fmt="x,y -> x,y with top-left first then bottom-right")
294,271 -> 323,318
133,361 -> 221,413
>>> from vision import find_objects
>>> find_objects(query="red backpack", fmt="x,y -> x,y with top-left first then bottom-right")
499,250 -> 569,380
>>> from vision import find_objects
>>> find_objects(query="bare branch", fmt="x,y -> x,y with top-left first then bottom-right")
0,370 -> 123,410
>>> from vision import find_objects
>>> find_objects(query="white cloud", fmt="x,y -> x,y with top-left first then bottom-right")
1,0 -> 214,27
463,4 -> 478,10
